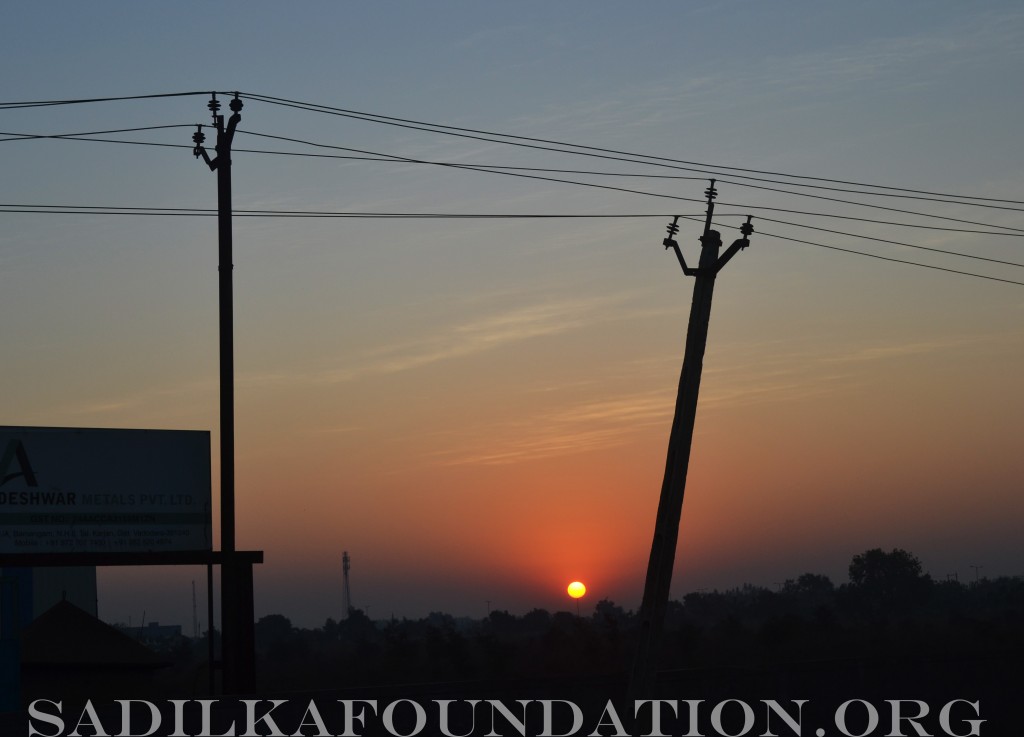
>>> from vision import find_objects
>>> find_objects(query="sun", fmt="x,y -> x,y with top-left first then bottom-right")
567,581 -> 586,599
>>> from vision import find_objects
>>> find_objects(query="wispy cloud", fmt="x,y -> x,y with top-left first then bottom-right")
748,11 -> 1023,104
305,425 -> 359,435
821,336 -> 988,365
319,293 -> 639,383
493,8 -> 1024,158
54,377 -> 215,419
700,333 -> 1003,409
432,389 -> 673,466
426,331 -> 1004,465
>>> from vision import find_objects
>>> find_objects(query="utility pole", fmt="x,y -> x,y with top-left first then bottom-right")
630,182 -> 753,699
193,93 -> 254,694
193,93 -> 241,559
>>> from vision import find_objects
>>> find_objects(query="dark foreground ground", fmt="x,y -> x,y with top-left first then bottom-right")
8,558 -> 1020,734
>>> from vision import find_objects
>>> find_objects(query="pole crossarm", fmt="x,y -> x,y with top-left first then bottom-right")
713,216 -> 754,273
664,213 -> 754,277
193,93 -> 242,172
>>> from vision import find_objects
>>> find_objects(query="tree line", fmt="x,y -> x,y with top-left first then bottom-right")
156,548 -> 1023,694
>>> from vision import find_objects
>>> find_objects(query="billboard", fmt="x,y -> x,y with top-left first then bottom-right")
0,427 -> 211,554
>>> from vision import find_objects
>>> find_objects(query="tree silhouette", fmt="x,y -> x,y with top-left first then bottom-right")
847,547 -> 931,616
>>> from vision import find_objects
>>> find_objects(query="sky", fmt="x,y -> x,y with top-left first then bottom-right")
1,1 -> 1022,629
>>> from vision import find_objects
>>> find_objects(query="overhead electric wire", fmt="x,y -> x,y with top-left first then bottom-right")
237,130 -> 1024,238
712,178 -> 1024,228
760,231 -> 1024,287
257,95 -> 1024,212
716,175 -> 1024,213
237,127 -> 1024,233
13,117 -> 1021,219
0,203 -> 685,219
3,95 -> 1022,284
0,91 -> 212,110
715,201 -> 1022,237
4,89 -> 1021,208
4,202 -> 1021,287
236,129 -> 714,206
4,126 -> 1022,241
7,124 -> 1023,234
684,215 -> 1024,288
5,127 -> 1023,280
237,91 -> 1024,207
726,214 -> 1024,269
0,124 -> 198,143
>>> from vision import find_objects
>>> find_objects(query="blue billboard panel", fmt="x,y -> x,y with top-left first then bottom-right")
0,427 -> 211,554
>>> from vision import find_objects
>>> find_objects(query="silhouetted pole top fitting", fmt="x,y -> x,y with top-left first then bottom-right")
661,179 -> 753,277
192,93 -> 243,171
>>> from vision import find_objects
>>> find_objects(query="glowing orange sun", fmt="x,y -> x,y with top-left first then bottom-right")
567,581 -> 586,599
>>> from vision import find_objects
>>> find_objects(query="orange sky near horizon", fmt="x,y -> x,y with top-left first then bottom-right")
13,210 -> 1024,626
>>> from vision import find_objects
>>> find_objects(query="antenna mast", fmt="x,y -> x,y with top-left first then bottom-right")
192,580 -> 199,639
342,551 -> 352,619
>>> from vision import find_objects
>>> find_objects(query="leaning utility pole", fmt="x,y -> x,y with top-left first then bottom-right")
630,182 -> 753,699
193,93 -> 254,694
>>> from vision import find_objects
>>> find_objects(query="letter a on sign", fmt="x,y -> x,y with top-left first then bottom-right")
0,440 -> 38,487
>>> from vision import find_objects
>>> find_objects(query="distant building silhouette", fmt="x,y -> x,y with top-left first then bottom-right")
0,565 -> 97,626
116,621 -> 184,652
21,599 -> 168,701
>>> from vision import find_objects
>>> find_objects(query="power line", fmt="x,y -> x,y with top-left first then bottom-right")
739,215 -> 1024,269
243,127 -> 1024,230
236,129 -> 718,207
237,91 -> 1024,207
714,201 -> 1023,237
2,104 -> 1020,283
0,91 -> 213,110
0,203 -> 684,219
5,127 -> 1023,272
712,176 -> 1024,213
9,124 -> 1023,236
0,124 -> 198,143
713,178 -> 1024,228
763,230 -> 1024,287
4,89 -> 1021,208
7,199 -> 1020,268
11,122 -> 1024,221
686,215 -> 1024,287
236,110 -> 1024,214
235,130 -> 1024,238
5,203 -> 1021,286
